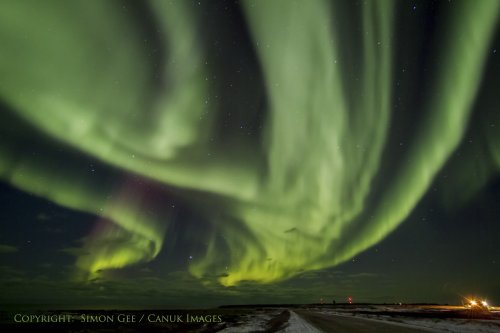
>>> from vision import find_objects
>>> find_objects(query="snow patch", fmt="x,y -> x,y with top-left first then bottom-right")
279,311 -> 323,333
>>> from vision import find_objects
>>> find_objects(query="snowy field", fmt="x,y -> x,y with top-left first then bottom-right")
218,305 -> 500,332
2,306 -> 499,332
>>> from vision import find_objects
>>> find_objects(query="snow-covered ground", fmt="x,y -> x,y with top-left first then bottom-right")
219,306 -> 500,333
219,308 -> 325,332
218,308 -> 281,332
279,311 -> 323,333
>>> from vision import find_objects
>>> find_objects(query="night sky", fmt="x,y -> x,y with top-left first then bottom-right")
0,0 -> 499,308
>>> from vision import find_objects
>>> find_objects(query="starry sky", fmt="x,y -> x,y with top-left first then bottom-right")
0,0 -> 499,308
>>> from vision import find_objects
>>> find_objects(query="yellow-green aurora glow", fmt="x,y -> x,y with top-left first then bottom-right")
0,0 -> 499,287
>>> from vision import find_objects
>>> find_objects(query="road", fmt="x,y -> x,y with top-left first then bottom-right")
292,310 -> 436,333
282,311 -> 323,333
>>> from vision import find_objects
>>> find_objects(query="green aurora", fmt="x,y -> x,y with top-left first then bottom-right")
0,0 -> 499,299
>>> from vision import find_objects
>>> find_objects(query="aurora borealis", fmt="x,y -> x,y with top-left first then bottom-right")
1,0 -> 500,307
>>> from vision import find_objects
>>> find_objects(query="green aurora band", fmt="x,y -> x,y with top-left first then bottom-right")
0,0 -> 499,286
